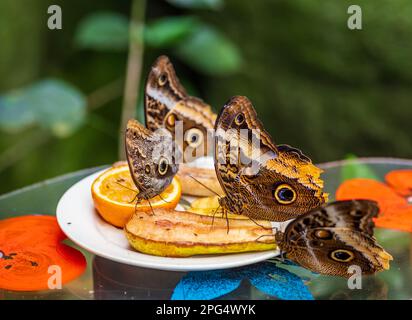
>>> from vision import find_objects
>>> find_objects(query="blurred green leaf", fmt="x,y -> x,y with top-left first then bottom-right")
341,154 -> 379,181
0,79 -> 86,138
166,0 -> 223,10
0,92 -> 36,132
75,12 -> 129,51
175,25 -> 242,75
28,79 -> 87,137
145,16 -> 198,48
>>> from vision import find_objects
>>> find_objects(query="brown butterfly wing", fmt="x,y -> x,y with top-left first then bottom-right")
277,200 -> 393,277
144,55 -> 187,131
125,119 -> 179,200
214,96 -> 327,221
236,167 -> 327,221
163,97 -> 216,162
144,56 -> 217,161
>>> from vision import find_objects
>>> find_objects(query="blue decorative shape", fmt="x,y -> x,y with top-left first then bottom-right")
171,262 -> 313,300
246,264 -> 314,300
172,269 -> 242,300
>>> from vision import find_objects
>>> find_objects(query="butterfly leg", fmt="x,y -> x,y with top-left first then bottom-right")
134,198 -> 143,215
158,193 -> 171,204
146,198 -> 156,216
224,208 -> 230,234
129,192 -> 140,204
210,204 -> 221,231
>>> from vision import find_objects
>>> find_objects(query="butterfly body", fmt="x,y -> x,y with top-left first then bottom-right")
214,96 -> 328,221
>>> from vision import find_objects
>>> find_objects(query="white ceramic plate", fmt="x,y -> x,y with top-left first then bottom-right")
56,159 -> 279,271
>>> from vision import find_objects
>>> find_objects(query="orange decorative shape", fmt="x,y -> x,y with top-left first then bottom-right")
336,178 -> 412,233
0,215 -> 86,292
385,169 -> 412,197
374,207 -> 412,233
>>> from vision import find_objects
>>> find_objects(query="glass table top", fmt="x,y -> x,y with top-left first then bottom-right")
1,158 -> 412,300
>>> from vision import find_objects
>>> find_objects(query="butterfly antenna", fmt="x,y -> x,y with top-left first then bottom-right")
254,234 -> 276,243
247,216 -> 278,230
115,182 -> 138,194
188,175 -> 221,198
158,193 -> 171,204
114,181 -> 142,205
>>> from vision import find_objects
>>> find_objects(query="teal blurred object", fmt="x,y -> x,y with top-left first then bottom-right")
0,79 -> 86,137
171,262 -> 313,300
1,158 -> 412,300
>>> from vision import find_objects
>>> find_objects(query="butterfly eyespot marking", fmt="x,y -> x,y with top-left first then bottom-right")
184,128 -> 203,148
350,209 -> 363,216
234,113 -> 245,125
329,249 -> 355,262
166,114 -> 176,128
315,230 -> 333,240
145,165 -> 151,174
274,184 -> 296,204
158,73 -> 168,86
158,157 -> 169,176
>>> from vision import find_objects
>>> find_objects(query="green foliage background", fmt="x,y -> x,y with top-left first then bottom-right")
0,0 -> 412,194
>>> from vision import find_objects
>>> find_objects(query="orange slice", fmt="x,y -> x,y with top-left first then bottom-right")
91,165 -> 181,228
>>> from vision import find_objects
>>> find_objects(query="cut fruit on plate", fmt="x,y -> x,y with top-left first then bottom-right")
125,209 -> 276,257
177,164 -> 223,197
188,195 -> 248,219
57,168 -> 280,270
91,165 -> 181,228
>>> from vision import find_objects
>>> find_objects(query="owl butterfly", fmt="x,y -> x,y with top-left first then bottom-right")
275,200 -> 393,277
145,55 -> 216,162
214,95 -> 328,222
125,119 -> 179,200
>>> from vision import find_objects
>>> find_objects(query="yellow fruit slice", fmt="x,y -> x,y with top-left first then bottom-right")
188,196 -> 248,219
91,165 -> 181,228
125,209 -> 276,257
